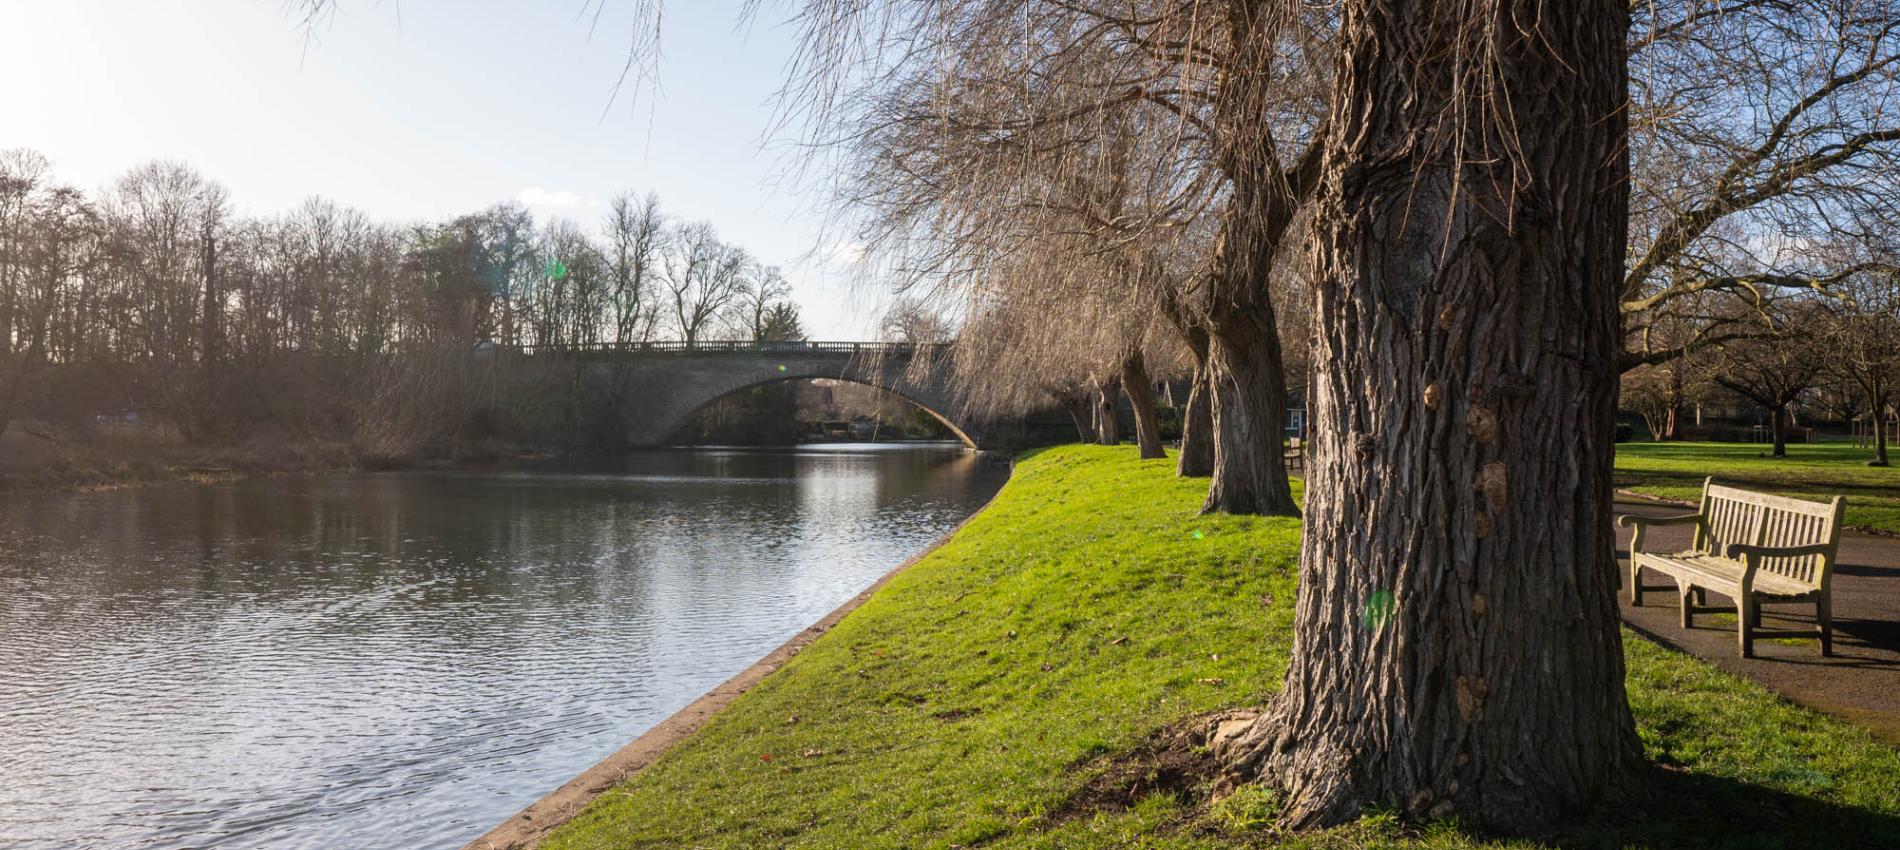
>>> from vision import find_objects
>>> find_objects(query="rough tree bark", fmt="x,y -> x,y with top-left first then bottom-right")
1216,0 -> 1639,830
1158,281 -> 1215,475
1178,329 -> 1216,476
1203,310 -> 1296,515
1192,3 -> 1318,517
1093,376 -> 1121,446
1122,351 -> 1166,459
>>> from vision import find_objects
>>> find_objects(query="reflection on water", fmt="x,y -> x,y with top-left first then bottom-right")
0,443 -> 1006,850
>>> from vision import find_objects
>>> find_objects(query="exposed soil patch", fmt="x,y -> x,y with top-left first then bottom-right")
929,706 -> 981,722
1050,713 -> 1231,823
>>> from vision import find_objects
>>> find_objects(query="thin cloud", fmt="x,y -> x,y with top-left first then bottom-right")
516,186 -> 586,208
825,240 -> 868,265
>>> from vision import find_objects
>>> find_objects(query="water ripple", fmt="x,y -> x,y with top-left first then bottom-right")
0,445 -> 1004,850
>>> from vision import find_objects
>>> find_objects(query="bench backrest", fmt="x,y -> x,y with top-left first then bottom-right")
1694,478 -> 1846,589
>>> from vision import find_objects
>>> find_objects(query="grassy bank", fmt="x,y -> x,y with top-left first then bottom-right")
544,446 -> 1900,850
1615,441 -> 1900,533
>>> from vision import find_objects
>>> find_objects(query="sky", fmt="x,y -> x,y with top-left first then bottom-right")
0,0 -> 880,338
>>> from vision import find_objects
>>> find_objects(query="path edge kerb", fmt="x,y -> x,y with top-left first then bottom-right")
461,462 -> 1013,850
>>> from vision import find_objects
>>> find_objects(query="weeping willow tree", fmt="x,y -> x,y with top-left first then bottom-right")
937,246 -> 1191,459
790,0 -> 1338,514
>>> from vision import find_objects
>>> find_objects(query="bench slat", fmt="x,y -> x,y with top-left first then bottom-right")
1707,484 -> 1840,518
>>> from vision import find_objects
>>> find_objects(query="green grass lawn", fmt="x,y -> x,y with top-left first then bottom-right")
1615,441 -> 1900,534
546,446 -> 1900,850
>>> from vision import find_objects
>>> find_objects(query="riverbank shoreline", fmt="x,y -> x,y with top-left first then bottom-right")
461,476 -> 1010,850
528,445 -> 1900,850
0,426 -> 366,493
0,426 -> 996,494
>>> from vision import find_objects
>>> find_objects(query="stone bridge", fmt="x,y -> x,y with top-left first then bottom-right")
516,341 -> 994,448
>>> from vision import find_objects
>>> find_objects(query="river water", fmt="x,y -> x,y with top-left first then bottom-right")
0,444 -> 1007,850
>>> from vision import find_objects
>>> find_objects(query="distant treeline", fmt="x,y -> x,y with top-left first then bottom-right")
0,151 -> 804,459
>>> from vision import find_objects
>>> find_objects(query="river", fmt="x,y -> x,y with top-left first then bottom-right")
0,443 -> 1007,850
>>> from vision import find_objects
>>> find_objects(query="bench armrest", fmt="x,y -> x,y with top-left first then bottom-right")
1723,542 -> 1833,560
1615,513 -> 1700,529
1618,513 -> 1700,555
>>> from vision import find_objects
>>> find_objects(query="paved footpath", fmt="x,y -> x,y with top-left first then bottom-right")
1615,498 -> 1900,746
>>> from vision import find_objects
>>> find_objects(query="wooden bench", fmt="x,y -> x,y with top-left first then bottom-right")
1283,437 -> 1303,472
1618,478 -> 1845,658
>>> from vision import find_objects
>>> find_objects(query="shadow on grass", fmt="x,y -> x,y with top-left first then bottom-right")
1552,766 -> 1900,850
1061,712 -> 1900,850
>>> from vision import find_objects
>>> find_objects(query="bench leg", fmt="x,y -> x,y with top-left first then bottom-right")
1738,592 -> 1756,658
1817,595 -> 1833,657
1630,562 -> 1644,606
1678,581 -> 1695,628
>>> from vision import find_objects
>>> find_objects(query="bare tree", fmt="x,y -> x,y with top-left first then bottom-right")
1620,304 -> 1723,439
1622,0 -> 1900,367
605,191 -> 664,345
1715,304 -> 1829,458
728,264 -> 794,341
0,154 -> 98,436
102,161 -> 231,440
1826,265 -> 1900,464
879,295 -> 953,345
661,221 -> 751,345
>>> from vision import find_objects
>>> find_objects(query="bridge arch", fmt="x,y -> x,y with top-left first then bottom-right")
562,342 -> 991,449
657,374 -> 979,449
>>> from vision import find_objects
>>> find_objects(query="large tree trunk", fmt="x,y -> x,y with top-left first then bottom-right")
1203,312 -> 1297,515
1178,363 -> 1215,476
1217,0 -> 1638,830
1191,2 -> 1313,515
1122,352 -> 1166,460
1093,377 -> 1121,446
